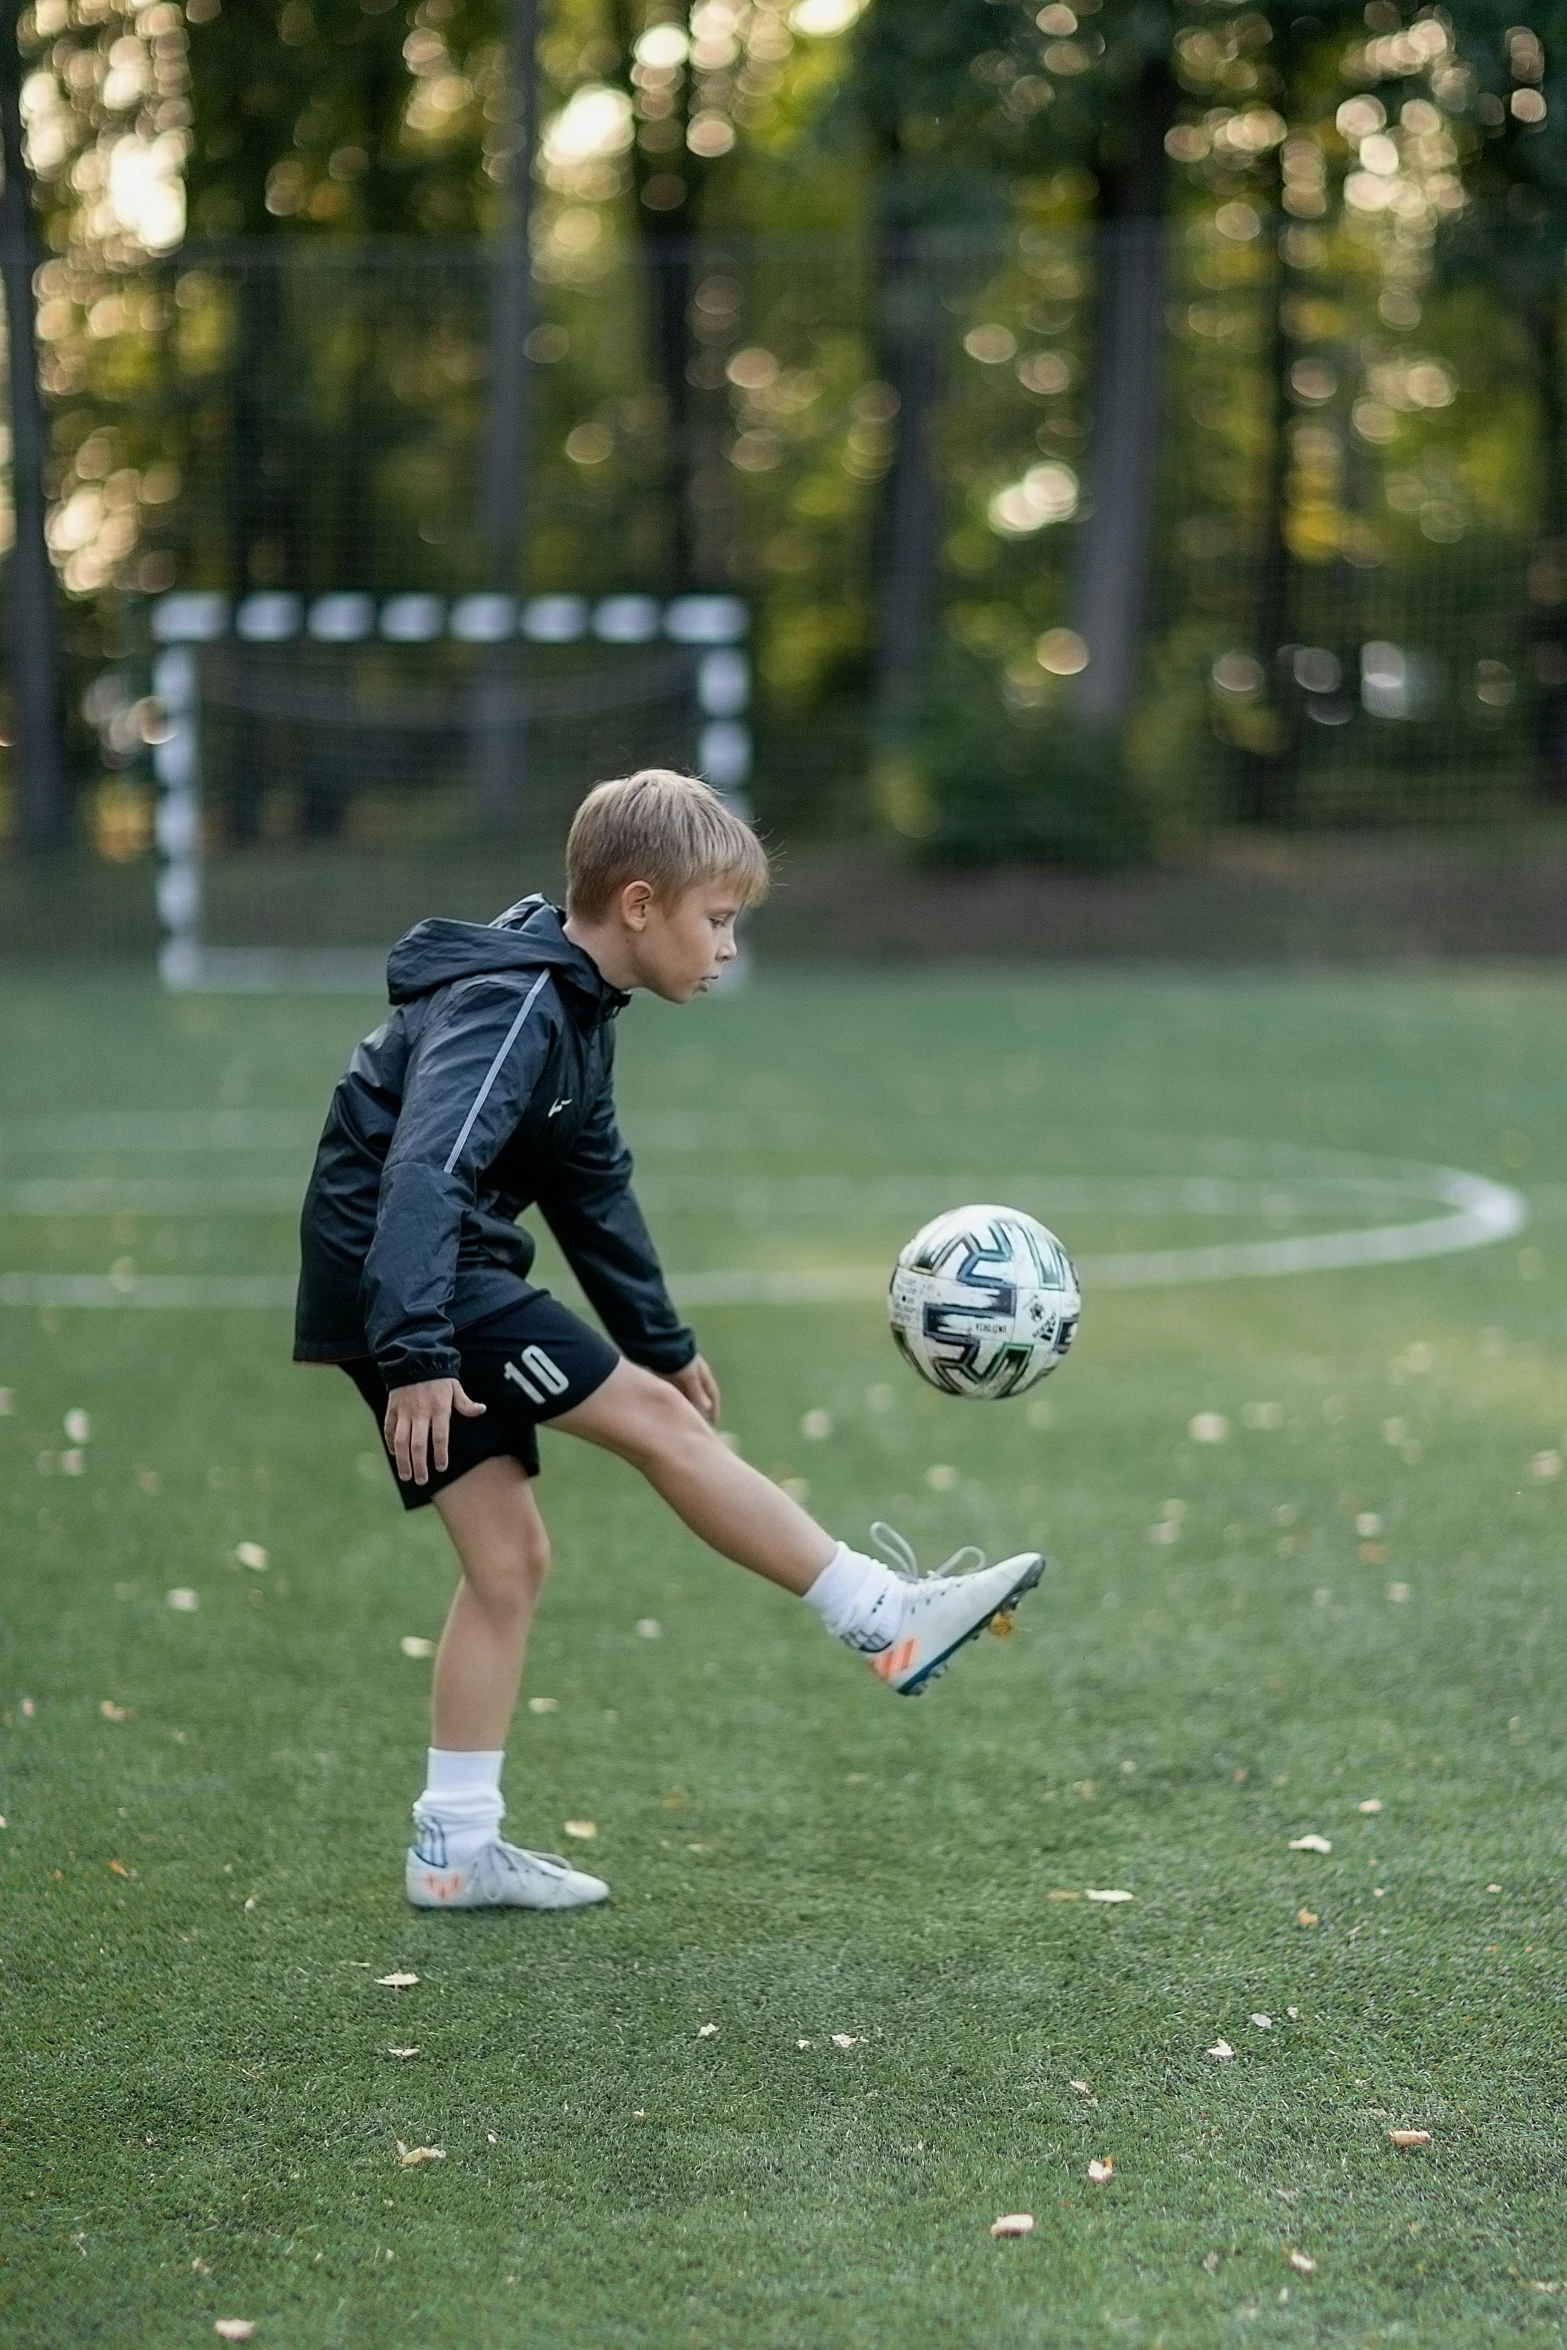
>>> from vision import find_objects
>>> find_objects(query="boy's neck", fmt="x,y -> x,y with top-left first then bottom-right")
562,910 -> 637,992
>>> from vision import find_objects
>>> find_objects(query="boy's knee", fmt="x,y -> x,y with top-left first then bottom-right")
467,1511 -> 549,1612
619,1365 -> 708,1462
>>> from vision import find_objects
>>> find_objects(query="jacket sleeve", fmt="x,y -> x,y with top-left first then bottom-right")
534,1077 -> 696,1373
362,972 -> 558,1387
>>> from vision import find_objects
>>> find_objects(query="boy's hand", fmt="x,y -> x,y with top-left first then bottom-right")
664,1355 -> 721,1423
384,1377 -> 486,1485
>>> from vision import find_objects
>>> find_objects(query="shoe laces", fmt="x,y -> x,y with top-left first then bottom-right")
482,1841 -> 571,1881
870,1522 -> 986,1582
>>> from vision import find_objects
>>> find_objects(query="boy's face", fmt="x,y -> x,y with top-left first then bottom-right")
626,878 -> 743,1002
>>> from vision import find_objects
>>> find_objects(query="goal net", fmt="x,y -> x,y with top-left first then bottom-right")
149,591 -> 752,989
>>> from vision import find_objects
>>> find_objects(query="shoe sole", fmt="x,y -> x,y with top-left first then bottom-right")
894,1553 -> 1047,1696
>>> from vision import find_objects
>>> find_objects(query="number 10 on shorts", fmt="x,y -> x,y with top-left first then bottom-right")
503,1346 -> 571,1405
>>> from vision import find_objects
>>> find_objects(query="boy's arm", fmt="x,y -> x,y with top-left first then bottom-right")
363,974 -> 558,1388
535,1089 -> 696,1373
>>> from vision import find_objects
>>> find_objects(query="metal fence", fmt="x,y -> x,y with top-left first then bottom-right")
1,214 -> 1560,937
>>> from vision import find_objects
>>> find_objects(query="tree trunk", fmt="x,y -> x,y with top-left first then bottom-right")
1243,206 -> 1299,822
1527,287 -> 1567,802
472,0 -> 539,830
0,0 -> 66,851
871,219 -> 942,740
1071,60 -> 1177,731
608,0 -> 696,593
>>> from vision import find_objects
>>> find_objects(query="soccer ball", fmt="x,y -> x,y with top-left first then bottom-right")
888,1204 -> 1080,1399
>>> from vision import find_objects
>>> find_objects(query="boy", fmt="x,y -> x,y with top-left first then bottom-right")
295,769 -> 1045,1911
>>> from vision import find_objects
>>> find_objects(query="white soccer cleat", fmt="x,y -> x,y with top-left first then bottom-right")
859,1523 -> 1046,1696
405,1839 -> 610,1911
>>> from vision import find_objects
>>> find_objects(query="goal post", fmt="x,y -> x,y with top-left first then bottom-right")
149,589 -> 752,991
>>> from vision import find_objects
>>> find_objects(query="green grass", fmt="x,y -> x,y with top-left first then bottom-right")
2,966 -> 1566,2349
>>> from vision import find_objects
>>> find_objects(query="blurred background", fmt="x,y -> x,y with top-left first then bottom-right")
4,0 -> 1567,968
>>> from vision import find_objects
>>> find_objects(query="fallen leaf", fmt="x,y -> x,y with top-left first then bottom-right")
166,1588 -> 199,1612
100,1701 -> 132,1723
1385,1581 -> 1411,1603
1289,1834 -> 1332,1853
1250,2013 -> 1272,2029
635,1618 -> 662,1638
830,2033 -> 863,2050
1389,2129 -> 1431,2148
1287,2251 -> 1317,2275
396,2142 -> 445,2168
1358,1798 -> 1383,1814
796,2038 -> 811,2049
191,2258 -> 211,2276
376,1972 -> 419,1988
1359,1542 -> 1388,1564
1047,1888 -> 1082,1901
1355,1511 -> 1382,1538
398,1636 -> 434,1659
108,1858 -> 130,1877
1530,1450 -> 1561,1482
1297,1909 -> 1318,1927
234,1543 -> 268,1571
1068,2079 -> 1092,2095
527,1695 -> 558,1713
1189,1412 -> 1230,1443
1487,1883 -> 1502,1893
1087,2157 -> 1114,2184
1287,2005 -> 1300,2019
564,1819 -> 597,1840
696,2022 -> 719,2038
214,2326 -> 256,2344
1207,2040 -> 1235,2060
1085,1888 -> 1134,1904
386,2047 -> 420,2060
60,1450 -> 85,1476
63,1409 -> 91,1444
990,2213 -> 1035,2238
925,1463 -> 958,1491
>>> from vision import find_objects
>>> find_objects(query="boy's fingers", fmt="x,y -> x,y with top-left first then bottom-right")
453,1382 -> 487,1418
431,1399 -> 450,1474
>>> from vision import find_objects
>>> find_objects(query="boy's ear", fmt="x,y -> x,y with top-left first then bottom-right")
619,880 -> 655,930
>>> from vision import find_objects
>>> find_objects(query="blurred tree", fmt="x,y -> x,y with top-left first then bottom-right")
1,0 -> 66,845
1438,0 -> 1567,796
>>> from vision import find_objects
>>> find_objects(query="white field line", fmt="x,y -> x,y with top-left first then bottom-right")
0,1165 -> 1525,1310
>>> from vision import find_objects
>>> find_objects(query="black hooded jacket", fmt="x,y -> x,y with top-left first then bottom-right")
293,897 -> 695,1389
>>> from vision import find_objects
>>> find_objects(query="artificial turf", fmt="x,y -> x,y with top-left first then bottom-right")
1,964 -> 1565,2349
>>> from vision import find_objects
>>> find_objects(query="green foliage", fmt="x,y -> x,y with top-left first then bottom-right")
895,647 -> 1149,867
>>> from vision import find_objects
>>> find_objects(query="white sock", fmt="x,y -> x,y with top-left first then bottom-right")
802,1542 -> 906,1653
412,1747 -> 505,1865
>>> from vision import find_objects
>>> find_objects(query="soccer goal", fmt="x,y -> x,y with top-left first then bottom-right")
149,590 -> 752,990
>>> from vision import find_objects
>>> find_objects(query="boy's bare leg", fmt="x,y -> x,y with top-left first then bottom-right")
405,1455 -> 608,1906
553,1360 -> 836,1594
431,1455 -> 550,1749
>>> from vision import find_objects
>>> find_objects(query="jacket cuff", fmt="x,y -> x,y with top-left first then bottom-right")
380,1351 -> 463,1389
627,1327 -> 698,1374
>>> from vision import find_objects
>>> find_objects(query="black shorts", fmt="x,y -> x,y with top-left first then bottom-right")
342,1291 -> 619,1509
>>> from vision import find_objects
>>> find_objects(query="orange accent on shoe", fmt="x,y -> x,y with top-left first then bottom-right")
422,1869 -> 464,1902
870,1637 -> 917,1683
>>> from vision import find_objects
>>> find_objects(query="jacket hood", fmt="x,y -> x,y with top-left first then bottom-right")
385,896 -> 628,1018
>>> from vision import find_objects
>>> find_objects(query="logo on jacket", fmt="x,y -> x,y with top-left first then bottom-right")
548,1097 -> 572,1118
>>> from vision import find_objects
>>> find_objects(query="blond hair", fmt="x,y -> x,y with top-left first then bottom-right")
565,768 -> 770,919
